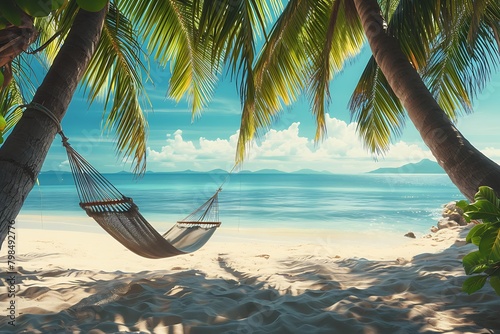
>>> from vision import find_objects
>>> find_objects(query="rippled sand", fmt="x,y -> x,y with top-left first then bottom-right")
1,218 -> 499,333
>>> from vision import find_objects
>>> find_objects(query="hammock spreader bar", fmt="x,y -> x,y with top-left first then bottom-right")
60,136 -> 221,258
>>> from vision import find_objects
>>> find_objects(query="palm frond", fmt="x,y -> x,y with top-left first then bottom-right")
219,0 -> 278,83
349,0 -> 500,154
467,0 -> 489,45
422,1 -> 500,119
81,3 -> 149,174
484,9 -> 500,52
388,0 -> 441,71
120,0 -> 218,116
379,0 -> 399,22
237,0 -> 314,162
307,0 -> 340,142
2,54 -> 40,135
0,79 -> 24,133
307,0 -> 364,142
236,0 -> 365,161
207,0 -> 279,164
31,0 -> 77,64
349,57 -> 405,154
477,0 -> 500,52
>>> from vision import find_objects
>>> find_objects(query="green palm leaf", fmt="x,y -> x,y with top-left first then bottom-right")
423,2 -> 499,120
307,0 -> 364,142
348,0 -> 439,154
237,0 -> 317,162
120,0 -> 218,116
2,55 -> 39,132
0,78 -> 24,133
31,0 -> 77,64
349,57 -> 404,154
349,0 -> 500,154
236,0 -> 365,162
387,0 -> 441,71
201,0 -> 279,163
81,3 -> 149,173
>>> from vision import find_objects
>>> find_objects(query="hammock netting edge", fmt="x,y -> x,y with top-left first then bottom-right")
63,140 -> 221,259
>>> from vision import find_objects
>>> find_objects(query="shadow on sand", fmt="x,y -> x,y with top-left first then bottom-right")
2,229 -> 500,334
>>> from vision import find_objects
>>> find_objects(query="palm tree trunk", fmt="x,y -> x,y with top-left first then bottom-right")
0,8 -> 107,248
352,0 -> 500,201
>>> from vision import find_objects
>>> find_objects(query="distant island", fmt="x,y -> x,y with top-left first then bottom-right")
368,159 -> 444,174
40,160 -> 443,175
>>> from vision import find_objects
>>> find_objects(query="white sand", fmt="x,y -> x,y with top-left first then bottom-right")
1,215 -> 500,333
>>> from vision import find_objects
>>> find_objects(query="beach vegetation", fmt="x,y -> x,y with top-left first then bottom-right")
458,186 -> 500,295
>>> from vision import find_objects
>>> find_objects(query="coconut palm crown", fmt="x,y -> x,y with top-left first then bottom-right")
0,0 -> 282,173
236,0 -> 499,160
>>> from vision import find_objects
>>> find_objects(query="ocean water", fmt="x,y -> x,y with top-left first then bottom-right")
20,172 -> 464,235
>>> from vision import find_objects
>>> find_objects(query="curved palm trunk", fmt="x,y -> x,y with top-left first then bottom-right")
0,8 -> 107,248
353,0 -> 500,201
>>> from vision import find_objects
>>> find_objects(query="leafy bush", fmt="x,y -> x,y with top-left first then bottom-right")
457,186 -> 500,295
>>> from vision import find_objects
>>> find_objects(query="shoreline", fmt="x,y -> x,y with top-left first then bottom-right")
16,211 -> 440,237
7,213 -> 469,270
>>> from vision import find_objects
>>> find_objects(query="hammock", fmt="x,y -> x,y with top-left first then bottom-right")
59,134 -> 222,259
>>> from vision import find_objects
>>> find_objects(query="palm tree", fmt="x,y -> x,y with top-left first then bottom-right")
352,0 -> 500,200
0,5 -> 107,246
0,0 -> 279,248
235,0 -> 500,201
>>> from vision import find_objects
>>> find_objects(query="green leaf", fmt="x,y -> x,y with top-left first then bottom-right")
15,0 -> 53,17
0,17 -> 8,29
0,73 -> 25,135
462,275 -> 488,294
463,250 -> 488,275
0,0 -> 23,26
236,0 -> 365,161
349,57 -> 405,155
120,0 -> 220,116
82,3 -> 149,173
0,71 -> 4,88
479,228 -> 500,261
456,199 -> 469,211
490,275 -> 500,296
466,223 -> 490,245
471,236 -> 482,246
0,115 -> 6,132
52,0 -> 65,10
485,262 -> 500,276
465,200 -> 500,221
475,186 -> 500,208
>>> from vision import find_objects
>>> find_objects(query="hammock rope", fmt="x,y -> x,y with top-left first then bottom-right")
26,103 -> 226,259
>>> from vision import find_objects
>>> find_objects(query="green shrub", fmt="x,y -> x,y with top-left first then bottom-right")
457,186 -> 500,295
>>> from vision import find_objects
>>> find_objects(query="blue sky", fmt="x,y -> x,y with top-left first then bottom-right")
40,47 -> 500,174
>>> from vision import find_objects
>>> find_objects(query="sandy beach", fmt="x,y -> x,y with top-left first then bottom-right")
1,215 -> 500,333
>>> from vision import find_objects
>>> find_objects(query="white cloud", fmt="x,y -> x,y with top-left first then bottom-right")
58,160 -> 70,170
146,115 -> 447,173
147,130 -> 236,170
480,147 -> 500,163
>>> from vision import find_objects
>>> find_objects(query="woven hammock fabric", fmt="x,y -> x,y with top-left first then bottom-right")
62,137 -> 221,259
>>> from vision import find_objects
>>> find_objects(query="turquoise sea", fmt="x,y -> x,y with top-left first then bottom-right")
20,171 -> 463,235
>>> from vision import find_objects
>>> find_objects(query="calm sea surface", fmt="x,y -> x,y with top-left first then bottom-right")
20,172 -> 464,234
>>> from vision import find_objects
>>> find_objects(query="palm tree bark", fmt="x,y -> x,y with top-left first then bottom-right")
353,0 -> 500,201
0,8 -> 107,248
